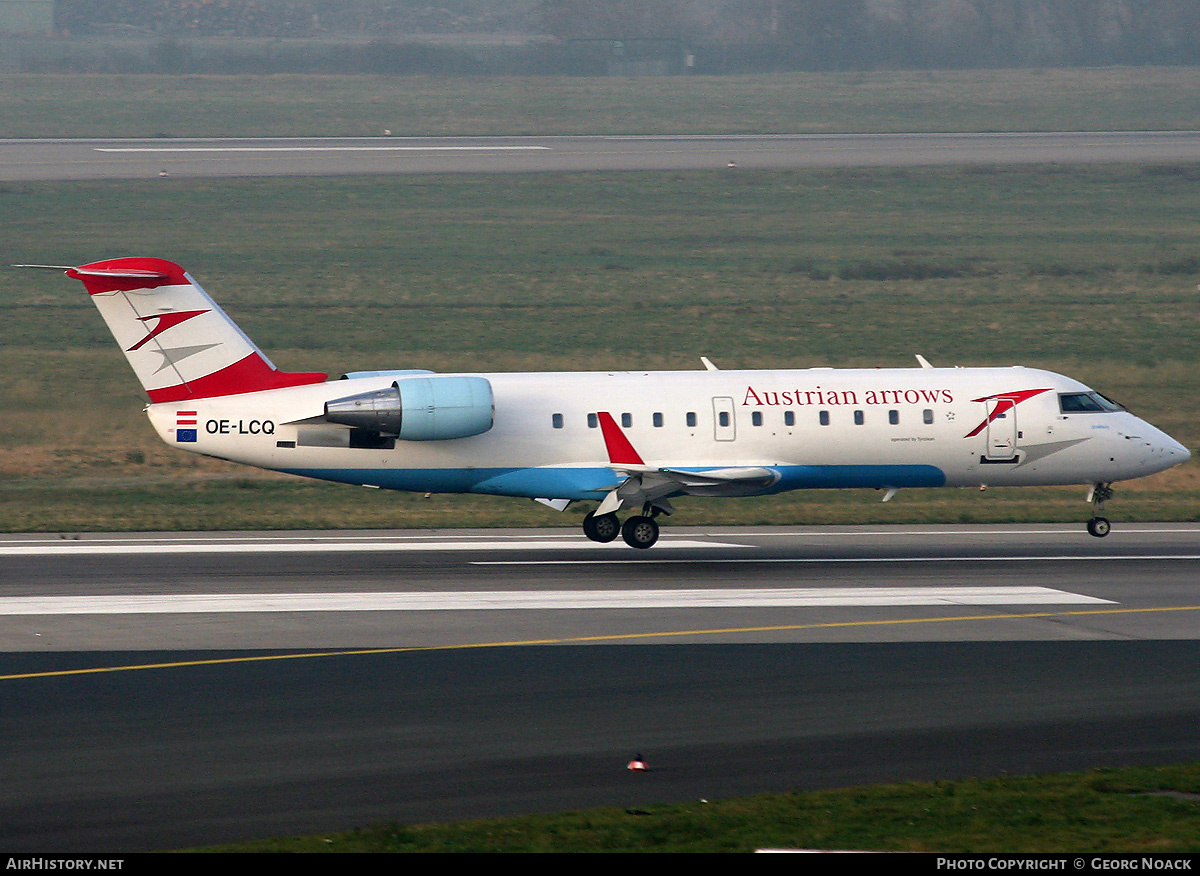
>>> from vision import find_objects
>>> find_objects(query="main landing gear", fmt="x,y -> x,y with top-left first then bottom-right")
1086,482 -> 1114,538
582,510 -> 621,543
620,515 -> 660,549
582,506 -> 663,549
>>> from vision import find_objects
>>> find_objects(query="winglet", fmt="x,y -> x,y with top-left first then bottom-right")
596,412 -> 644,465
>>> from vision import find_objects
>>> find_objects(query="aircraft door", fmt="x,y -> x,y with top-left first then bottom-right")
985,399 -> 1018,459
712,397 -> 736,441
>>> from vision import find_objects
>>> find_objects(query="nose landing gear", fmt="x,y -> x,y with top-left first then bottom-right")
1086,482 -> 1114,538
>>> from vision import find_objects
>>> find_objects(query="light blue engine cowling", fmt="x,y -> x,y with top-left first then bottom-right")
324,375 -> 494,440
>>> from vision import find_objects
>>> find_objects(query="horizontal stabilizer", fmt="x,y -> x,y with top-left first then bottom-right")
71,266 -> 170,282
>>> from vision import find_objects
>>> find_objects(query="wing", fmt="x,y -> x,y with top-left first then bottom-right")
593,412 -> 780,515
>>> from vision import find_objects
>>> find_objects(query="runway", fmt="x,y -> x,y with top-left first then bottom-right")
4,131 -> 1200,180
2,525 -> 1198,850
3,524 -> 1199,650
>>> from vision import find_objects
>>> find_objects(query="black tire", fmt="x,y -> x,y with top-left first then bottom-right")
583,511 -> 621,543
621,515 -> 659,549
1087,516 -> 1111,538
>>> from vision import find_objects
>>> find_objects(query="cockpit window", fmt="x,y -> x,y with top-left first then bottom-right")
1059,392 -> 1124,413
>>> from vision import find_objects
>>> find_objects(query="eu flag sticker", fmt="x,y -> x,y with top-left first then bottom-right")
176,410 -> 198,443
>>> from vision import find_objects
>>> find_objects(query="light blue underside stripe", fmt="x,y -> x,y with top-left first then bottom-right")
277,464 -> 947,499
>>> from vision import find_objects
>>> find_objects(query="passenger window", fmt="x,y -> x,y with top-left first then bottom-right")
653,412 -> 663,427
686,412 -> 697,427
552,413 -> 564,429
784,411 -> 795,426
621,413 -> 632,428
923,409 -> 934,424
819,411 -> 830,426
889,410 -> 899,425
854,410 -> 864,426
587,413 -> 598,429
751,411 -> 763,426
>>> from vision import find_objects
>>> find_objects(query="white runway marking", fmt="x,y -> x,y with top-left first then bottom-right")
0,587 -> 1111,615
474,555 -> 1200,566
0,539 -> 740,556
701,528 -> 1200,537
93,146 -> 550,153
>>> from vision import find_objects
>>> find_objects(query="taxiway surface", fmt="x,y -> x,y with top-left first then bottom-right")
4,131 -> 1200,180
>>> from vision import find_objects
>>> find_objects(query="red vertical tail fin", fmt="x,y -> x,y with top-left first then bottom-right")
68,258 -> 326,401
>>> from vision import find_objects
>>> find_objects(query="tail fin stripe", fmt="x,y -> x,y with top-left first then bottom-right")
69,264 -> 182,295
145,353 -> 326,403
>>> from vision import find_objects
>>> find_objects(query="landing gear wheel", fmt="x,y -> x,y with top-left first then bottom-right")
582,511 -> 620,543
1087,516 -> 1111,538
621,515 -> 660,549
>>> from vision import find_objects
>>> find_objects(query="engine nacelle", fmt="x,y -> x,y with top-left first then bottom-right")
324,376 -> 494,441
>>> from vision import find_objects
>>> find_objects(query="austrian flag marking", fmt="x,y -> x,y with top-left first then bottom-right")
175,410 -> 198,443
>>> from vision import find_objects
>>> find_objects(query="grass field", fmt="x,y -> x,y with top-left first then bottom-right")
2,162 -> 1197,531
4,67 -> 1200,139
206,762 -> 1200,852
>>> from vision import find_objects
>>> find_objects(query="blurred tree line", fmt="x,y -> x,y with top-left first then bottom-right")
47,0 -> 1200,70
540,0 -> 1200,68
54,1 -> 540,39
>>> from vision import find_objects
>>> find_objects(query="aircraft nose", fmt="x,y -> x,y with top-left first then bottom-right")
1133,421 -> 1190,475
1155,431 -> 1190,465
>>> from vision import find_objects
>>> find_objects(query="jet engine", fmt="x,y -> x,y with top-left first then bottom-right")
324,376 -> 494,441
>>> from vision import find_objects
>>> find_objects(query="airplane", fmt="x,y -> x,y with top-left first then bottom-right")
24,256 -> 1191,548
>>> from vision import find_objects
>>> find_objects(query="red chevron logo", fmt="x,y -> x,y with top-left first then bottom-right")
964,388 -> 1052,438
126,310 -> 209,351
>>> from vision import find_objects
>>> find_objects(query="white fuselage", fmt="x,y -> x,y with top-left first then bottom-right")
144,365 -> 1189,502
